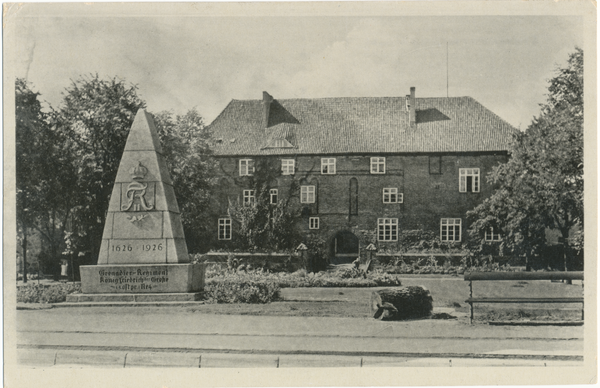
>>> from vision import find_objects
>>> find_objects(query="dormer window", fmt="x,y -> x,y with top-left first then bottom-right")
262,138 -> 294,149
239,159 -> 255,176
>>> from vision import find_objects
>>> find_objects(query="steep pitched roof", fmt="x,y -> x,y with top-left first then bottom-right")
209,96 -> 516,156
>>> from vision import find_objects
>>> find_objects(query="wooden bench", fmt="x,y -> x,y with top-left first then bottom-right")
464,271 -> 584,324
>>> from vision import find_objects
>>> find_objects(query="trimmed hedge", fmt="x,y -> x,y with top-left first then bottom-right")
204,278 -> 281,304
17,283 -> 81,304
205,267 -> 402,288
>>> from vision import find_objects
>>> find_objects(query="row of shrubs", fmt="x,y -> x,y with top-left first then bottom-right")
18,261 -> 517,304
17,267 -> 403,304
380,263 -> 518,275
205,267 -> 403,288
16,280 -> 281,305
203,279 -> 281,304
17,283 -> 82,304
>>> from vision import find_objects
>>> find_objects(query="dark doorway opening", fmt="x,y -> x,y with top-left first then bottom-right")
329,231 -> 359,265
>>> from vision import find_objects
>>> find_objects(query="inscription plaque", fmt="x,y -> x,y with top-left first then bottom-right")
80,263 -> 206,294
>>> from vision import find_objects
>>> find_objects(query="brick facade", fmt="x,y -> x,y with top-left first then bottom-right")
207,88 -> 515,260
213,152 -> 507,256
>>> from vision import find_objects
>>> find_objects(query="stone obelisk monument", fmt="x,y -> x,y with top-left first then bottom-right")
69,110 -> 205,302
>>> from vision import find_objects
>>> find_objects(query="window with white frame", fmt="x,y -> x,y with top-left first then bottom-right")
243,190 -> 255,205
281,159 -> 295,175
300,185 -> 315,203
459,168 -> 480,193
383,188 -> 403,203
309,217 -> 320,229
371,157 -> 386,174
218,218 -> 232,240
378,218 -> 398,241
440,218 -> 461,242
273,139 -> 287,148
239,159 -> 255,176
270,189 -> 278,204
485,227 -> 502,241
321,158 -> 336,174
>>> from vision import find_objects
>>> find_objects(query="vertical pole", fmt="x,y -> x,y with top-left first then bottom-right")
582,280 -> 584,320
446,42 -> 449,98
22,227 -> 28,284
469,280 -> 473,324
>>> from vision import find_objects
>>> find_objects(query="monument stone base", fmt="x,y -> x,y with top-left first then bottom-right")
76,263 -> 206,295
66,292 -> 202,303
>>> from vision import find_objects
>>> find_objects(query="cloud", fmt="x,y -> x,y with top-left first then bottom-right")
13,15 -> 582,127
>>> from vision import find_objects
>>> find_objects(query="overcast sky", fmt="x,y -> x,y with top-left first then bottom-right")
13,12 -> 582,129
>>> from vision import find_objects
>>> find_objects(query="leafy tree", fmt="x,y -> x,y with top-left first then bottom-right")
16,79 -> 78,280
152,109 -> 217,253
467,48 -> 583,268
54,74 -> 146,261
228,158 -> 302,252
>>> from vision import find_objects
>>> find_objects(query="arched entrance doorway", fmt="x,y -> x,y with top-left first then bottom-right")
329,231 -> 359,265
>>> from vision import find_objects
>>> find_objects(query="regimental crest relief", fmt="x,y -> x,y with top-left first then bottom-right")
121,161 -> 155,212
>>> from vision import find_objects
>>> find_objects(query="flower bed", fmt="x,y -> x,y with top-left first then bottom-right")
205,267 -> 403,288
204,278 -> 282,304
17,283 -> 81,304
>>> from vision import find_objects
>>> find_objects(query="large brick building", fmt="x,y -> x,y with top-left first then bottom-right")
207,87 -> 515,262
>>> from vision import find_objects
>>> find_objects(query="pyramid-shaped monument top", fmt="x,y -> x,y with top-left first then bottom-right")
123,109 -> 164,154
98,109 -> 189,265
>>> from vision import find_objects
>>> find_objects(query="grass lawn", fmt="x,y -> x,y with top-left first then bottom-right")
174,278 -> 584,322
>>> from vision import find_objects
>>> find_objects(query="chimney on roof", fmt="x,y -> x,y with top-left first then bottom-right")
406,87 -> 416,128
263,91 -> 273,129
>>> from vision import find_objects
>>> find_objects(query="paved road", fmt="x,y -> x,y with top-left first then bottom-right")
17,306 -> 583,368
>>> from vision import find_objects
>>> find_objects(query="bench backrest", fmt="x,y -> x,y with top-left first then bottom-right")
464,271 -> 583,281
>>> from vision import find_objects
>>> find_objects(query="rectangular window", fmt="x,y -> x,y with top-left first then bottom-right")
459,168 -> 480,192
218,218 -> 231,240
382,188 -> 401,203
243,190 -> 255,205
370,157 -> 386,174
321,158 -> 336,174
485,227 -> 502,241
281,159 -> 295,175
270,189 -> 278,204
309,217 -> 320,230
441,218 -> 461,242
301,185 -> 315,203
429,156 -> 441,174
239,159 -> 255,176
378,218 -> 398,241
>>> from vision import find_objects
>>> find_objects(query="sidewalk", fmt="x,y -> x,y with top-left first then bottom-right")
18,306 -> 583,360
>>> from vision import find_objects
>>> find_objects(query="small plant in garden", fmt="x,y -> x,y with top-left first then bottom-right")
17,283 -> 81,304
335,267 -> 366,279
203,277 -> 281,304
